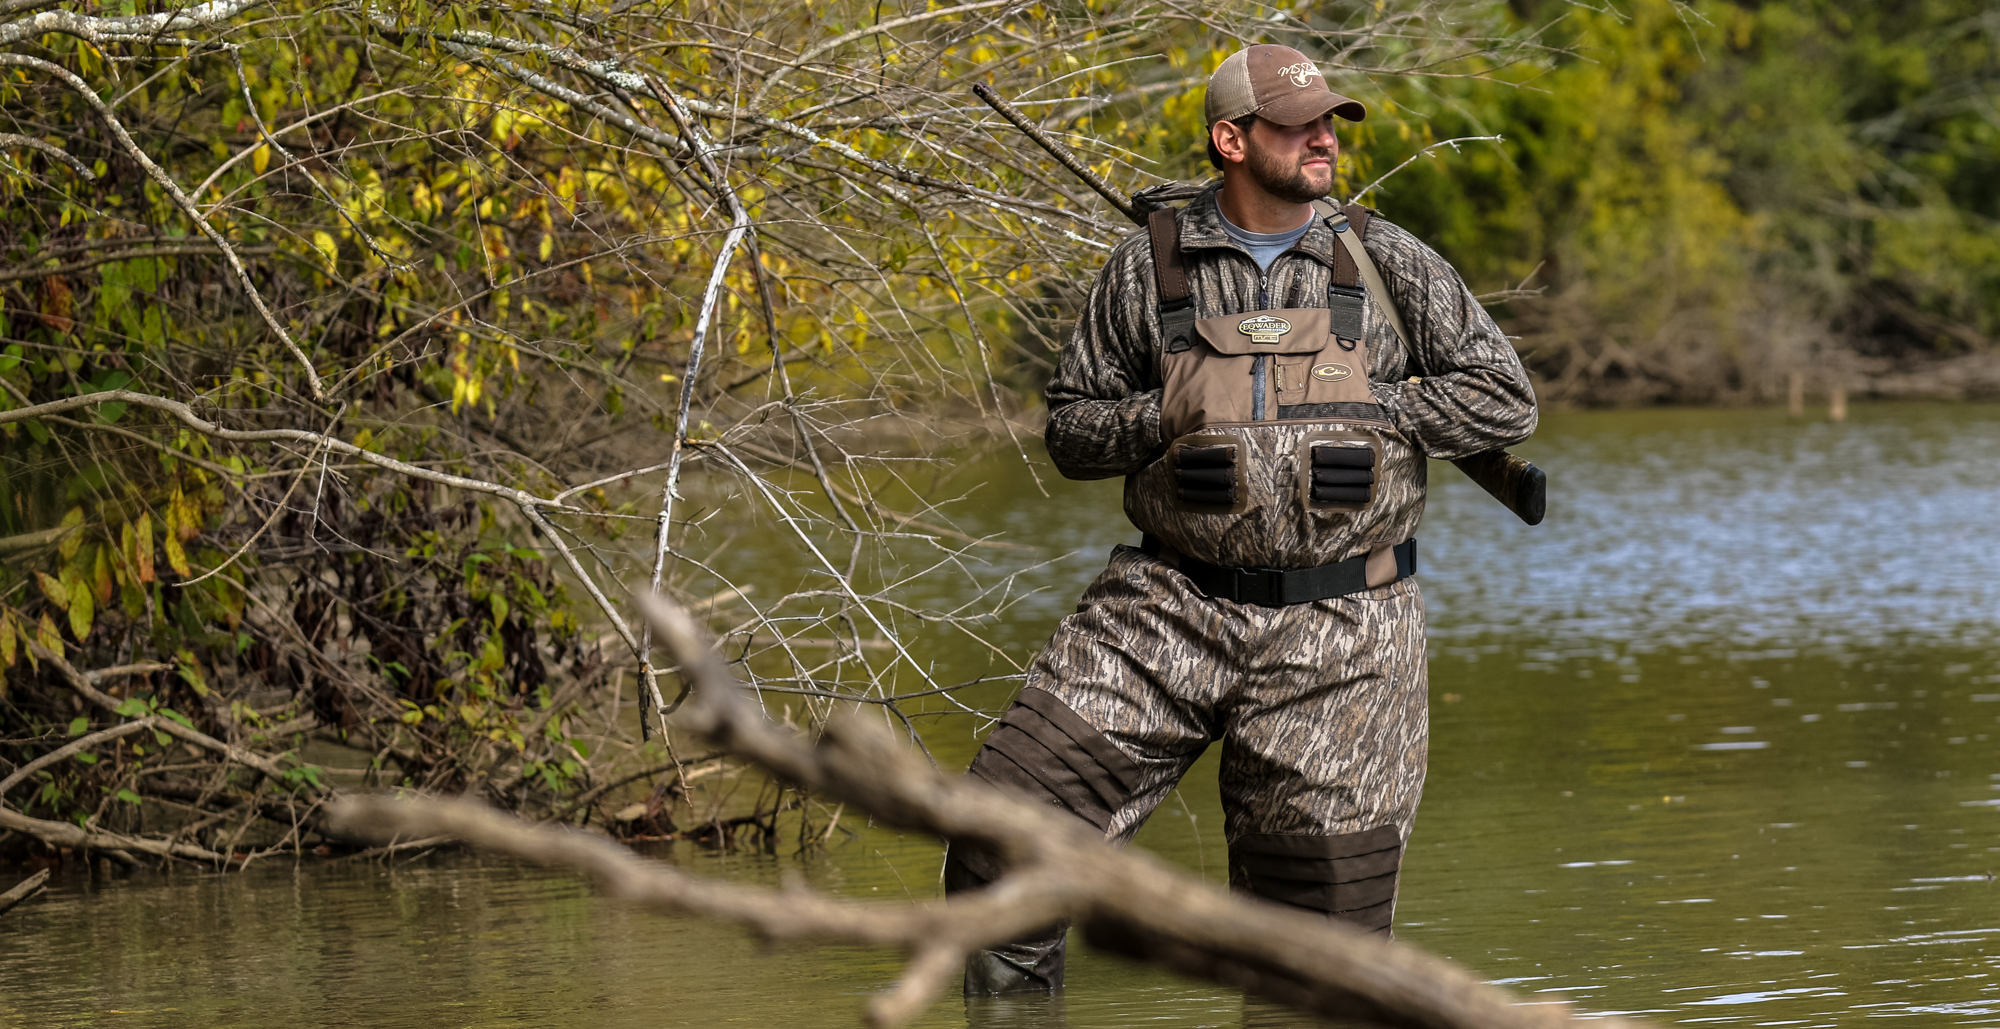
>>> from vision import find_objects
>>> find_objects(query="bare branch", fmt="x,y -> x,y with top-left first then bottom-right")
0,868 -> 50,916
325,593 -> 1646,1029
0,132 -> 95,178
0,719 -> 161,798
0,51 -> 328,401
1346,135 -> 1507,206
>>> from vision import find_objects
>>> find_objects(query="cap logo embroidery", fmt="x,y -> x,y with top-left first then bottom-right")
1278,61 -> 1322,87
1237,315 -> 1292,344
1312,363 -> 1353,381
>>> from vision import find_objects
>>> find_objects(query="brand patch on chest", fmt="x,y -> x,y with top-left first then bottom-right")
1312,363 -> 1354,381
1236,315 -> 1292,344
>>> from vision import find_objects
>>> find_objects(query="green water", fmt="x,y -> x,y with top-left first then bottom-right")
7,402 -> 2000,1027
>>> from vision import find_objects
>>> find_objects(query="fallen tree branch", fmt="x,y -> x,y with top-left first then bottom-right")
0,803 -> 233,864
327,595 -> 1647,1029
32,643 -> 303,788
0,523 -> 79,555
0,868 -> 50,916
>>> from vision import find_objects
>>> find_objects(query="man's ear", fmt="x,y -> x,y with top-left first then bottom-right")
1211,120 -> 1247,166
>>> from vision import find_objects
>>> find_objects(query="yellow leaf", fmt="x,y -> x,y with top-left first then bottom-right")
538,232 -> 553,261
312,230 -> 339,274
91,543 -> 113,604
172,488 -> 199,542
0,610 -> 14,669
36,613 -> 63,660
58,506 -> 83,560
252,142 -> 270,175
165,530 -> 190,579
135,512 -> 155,583
67,579 -> 93,642
35,571 -> 68,611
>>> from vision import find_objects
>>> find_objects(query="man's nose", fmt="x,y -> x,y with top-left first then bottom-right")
1307,117 -> 1338,149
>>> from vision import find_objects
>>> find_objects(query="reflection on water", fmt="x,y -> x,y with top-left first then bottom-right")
4,403 -> 1999,1028
1424,403 -> 2000,648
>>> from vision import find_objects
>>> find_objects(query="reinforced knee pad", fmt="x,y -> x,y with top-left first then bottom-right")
945,688 -> 1140,888
1228,826 -> 1403,934
945,688 -> 1139,995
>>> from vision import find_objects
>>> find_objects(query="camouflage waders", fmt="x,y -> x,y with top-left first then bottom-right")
944,544 -> 1426,991
954,172 -> 1537,992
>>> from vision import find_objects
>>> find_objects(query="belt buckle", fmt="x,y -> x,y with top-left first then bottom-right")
1233,566 -> 1286,607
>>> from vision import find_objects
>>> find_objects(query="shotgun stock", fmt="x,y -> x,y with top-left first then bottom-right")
1449,450 -> 1546,526
973,85 -> 1547,526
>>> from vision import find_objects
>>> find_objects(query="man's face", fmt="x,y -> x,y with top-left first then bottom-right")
1239,115 -> 1340,204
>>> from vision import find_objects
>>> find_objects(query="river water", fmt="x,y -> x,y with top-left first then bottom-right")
7,402 -> 2000,1028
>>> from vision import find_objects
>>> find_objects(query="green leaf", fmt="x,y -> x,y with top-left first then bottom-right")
74,752 -> 98,765
159,707 -> 194,728
174,648 -> 209,696
115,789 -> 143,804
66,574 -> 94,641
114,696 -> 152,718
68,716 -> 89,736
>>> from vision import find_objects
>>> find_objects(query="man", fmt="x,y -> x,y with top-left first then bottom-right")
944,44 -> 1538,993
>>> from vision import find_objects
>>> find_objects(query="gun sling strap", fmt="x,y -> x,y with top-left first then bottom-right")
1149,199 -> 1404,355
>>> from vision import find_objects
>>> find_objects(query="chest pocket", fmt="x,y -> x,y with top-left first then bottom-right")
1158,307 -> 1374,440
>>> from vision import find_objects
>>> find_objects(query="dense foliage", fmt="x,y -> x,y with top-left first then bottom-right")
0,0 -> 1536,860
1351,0 -> 2000,404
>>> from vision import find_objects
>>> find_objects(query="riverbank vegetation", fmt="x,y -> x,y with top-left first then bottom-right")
1353,0 -> 2000,406
0,0 -> 1538,863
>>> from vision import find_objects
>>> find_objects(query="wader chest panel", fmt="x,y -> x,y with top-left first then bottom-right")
1132,201 -> 1423,571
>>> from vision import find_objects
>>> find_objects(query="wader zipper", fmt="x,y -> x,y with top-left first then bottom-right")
1253,269 -> 1271,420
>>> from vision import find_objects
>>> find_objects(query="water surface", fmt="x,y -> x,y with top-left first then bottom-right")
6,402 -> 2000,1028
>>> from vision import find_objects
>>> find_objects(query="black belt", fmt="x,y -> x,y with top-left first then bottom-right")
1139,535 -> 1415,607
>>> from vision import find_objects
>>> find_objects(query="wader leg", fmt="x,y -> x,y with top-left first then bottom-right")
1217,576 -> 1428,938
944,687 -> 1143,994
950,545 -> 1235,993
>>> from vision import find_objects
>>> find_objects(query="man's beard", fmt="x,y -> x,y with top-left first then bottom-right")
1245,140 -> 1334,204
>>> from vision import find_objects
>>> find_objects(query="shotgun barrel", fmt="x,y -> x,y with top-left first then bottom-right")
973,85 -> 1547,526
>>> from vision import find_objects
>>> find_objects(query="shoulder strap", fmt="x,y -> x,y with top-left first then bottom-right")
1147,207 -> 1197,354
1314,200 -> 1413,352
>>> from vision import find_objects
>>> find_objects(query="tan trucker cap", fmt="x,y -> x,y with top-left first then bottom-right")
1205,44 -> 1365,126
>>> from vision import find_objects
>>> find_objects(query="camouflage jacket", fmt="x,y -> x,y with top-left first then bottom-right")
1043,187 -> 1537,478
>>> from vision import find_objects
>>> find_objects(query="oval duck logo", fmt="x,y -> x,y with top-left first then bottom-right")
1312,363 -> 1353,381
1236,315 -> 1291,344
